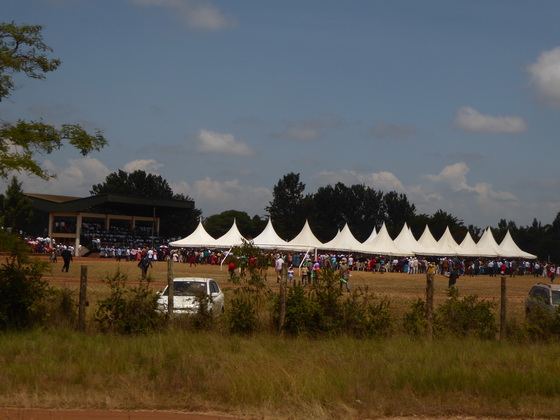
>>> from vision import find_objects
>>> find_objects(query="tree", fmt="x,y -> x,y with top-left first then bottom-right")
204,210 -> 265,239
91,169 -> 177,199
383,191 -> 416,237
2,176 -> 32,233
0,22 -> 107,180
428,209 -> 464,241
266,173 -> 307,240
91,170 -> 202,237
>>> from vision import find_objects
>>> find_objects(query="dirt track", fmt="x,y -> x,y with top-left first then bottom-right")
1,408 -> 247,419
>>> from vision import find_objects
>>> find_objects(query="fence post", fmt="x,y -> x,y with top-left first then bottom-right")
500,275 -> 507,341
278,262 -> 287,332
167,259 -> 174,316
78,265 -> 88,332
425,264 -> 435,340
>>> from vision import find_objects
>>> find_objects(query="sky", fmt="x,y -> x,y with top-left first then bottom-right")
3,0 -> 560,230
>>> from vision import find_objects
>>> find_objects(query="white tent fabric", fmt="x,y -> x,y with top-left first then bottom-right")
393,223 -> 421,256
417,225 -> 439,250
169,219 -> 217,248
499,230 -> 537,259
168,218 -> 536,259
457,231 -> 483,257
428,226 -> 461,256
288,220 -> 324,250
319,223 -> 363,252
360,222 -> 405,256
252,218 -> 292,249
476,228 -> 501,258
362,226 -> 377,244
213,219 -> 246,248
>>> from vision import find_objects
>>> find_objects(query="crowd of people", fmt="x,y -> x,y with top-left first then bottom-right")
25,231 -> 556,283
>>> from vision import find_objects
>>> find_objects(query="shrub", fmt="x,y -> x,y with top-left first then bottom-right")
281,282 -> 320,336
525,305 -> 560,341
403,298 -> 428,336
94,269 -> 165,334
0,253 -> 51,330
435,287 -> 498,340
45,286 -> 77,329
226,240 -> 271,335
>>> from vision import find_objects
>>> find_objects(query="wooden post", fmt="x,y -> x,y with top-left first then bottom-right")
278,262 -> 287,331
500,275 -> 507,341
78,265 -> 88,332
425,264 -> 435,340
167,259 -> 174,316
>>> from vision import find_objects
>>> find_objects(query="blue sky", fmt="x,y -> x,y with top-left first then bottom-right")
3,0 -> 560,229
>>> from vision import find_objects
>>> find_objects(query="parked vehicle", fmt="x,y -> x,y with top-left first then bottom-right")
157,278 -> 225,316
525,283 -> 560,316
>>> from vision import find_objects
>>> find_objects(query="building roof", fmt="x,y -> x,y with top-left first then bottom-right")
25,193 -> 194,217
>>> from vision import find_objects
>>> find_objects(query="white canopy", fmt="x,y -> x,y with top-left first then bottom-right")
320,223 -> 363,252
288,220 -> 324,250
417,225 -> 439,250
169,219 -> 217,248
427,226 -> 461,256
393,223 -> 421,255
213,219 -> 246,248
476,228 -> 501,258
498,230 -> 537,259
168,219 -> 536,259
457,231 -> 483,257
360,222 -> 405,256
252,218 -> 292,249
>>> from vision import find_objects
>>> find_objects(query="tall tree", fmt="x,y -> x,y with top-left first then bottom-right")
383,191 -> 416,237
204,210 -> 265,239
428,209 -> 464,241
91,169 -> 177,199
0,22 -> 107,180
266,172 -> 307,240
91,170 -> 201,237
2,176 -> 32,233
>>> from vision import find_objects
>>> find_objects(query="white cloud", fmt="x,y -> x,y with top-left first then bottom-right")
310,164 -> 534,227
128,0 -> 237,32
172,177 -> 271,216
314,170 -> 406,192
123,159 -> 164,173
1,158 -> 111,197
191,129 -> 257,157
454,106 -> 528,134
528,46 -> 560,106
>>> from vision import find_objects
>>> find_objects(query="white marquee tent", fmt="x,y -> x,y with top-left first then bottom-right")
169,219 -> 536,259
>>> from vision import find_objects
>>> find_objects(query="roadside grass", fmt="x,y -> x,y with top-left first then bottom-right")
0,330 -> 560,419
2,256 -> 557,418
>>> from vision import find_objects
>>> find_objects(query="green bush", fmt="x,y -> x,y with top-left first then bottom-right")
403,298 -> 428,336
94,269 -> 165,334
45,286 -> 77,329
0,252 -> 51,331
434,288 -> 497,339
525,305 -> 560,341
281,283 -> 320,336
226,241 -> 271,335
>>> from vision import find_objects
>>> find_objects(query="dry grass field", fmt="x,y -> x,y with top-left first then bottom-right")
3,255 -> 558,420
41,255 -> 540,323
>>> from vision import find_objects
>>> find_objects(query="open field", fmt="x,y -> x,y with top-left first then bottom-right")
2,255 -> 559,420
41,255 -> 541,323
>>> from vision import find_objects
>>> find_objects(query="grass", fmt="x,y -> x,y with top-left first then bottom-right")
1,330 -> 560,418
2,256 -> 558,418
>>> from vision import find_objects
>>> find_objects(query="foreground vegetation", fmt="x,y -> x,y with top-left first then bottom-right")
2,235 -> 560,418
1,330 -> 560,419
